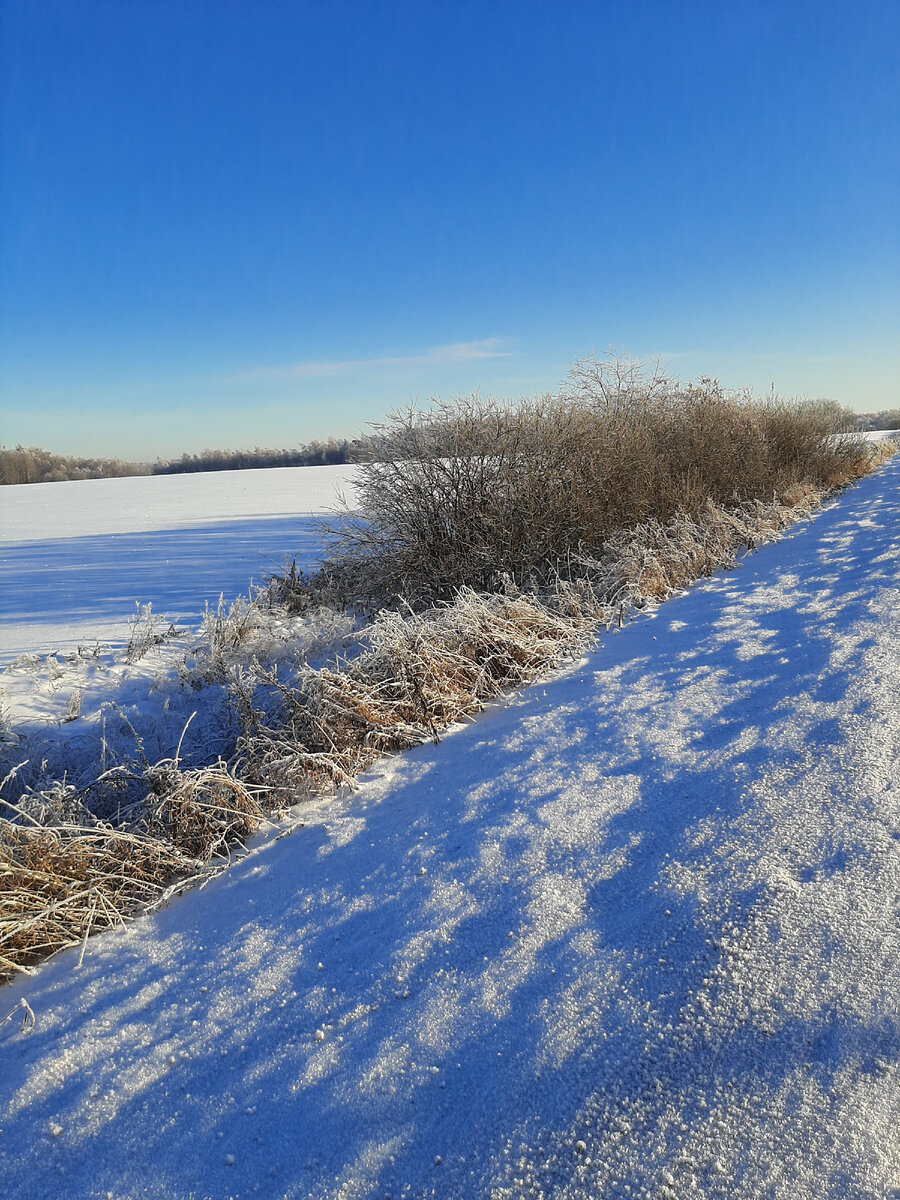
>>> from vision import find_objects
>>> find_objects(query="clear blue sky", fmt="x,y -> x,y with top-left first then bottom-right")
1,0 -> 897,459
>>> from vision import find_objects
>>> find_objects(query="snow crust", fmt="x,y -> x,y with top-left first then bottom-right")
2,456 -> 900,1198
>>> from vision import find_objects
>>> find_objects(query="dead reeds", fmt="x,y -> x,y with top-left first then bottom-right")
144,762 -> 269,860
603,492 -> 820,603
1,757 -> 270,983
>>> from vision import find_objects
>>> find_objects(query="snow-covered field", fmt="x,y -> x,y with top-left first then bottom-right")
0,465 -> 360,777
2,452 -> 900,1198
0,465 -> 357,662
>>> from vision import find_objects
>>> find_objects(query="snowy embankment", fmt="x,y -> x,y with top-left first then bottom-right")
0,452 -> 898,1198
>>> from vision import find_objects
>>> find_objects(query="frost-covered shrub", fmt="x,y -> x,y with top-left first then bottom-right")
311,355 -> 872,609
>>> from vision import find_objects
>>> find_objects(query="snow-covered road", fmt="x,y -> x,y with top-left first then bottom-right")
1,456 -> 899,1199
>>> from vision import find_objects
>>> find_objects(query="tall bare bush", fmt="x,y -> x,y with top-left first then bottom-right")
317,355 -> 872,608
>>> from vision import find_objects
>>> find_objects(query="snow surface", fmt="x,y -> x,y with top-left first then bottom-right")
0,465 -> 357,661
2,454 -> 900,1198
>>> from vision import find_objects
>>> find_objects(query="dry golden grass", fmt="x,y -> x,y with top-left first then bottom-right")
0,815 -> 200,981
1,757 -> 270,983
241,589 -> 594,797
604,493 -> 820,602
145,764 -> 269,861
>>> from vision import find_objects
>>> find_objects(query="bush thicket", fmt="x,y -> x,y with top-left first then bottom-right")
313,355 -> 875,608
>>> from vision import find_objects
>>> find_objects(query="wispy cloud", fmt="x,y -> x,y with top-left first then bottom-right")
242,338 -> 515,379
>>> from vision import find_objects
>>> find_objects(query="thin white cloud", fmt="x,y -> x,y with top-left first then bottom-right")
243,338 -> 515,379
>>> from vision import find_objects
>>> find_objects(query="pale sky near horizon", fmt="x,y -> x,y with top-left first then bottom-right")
1,0 -> 898,460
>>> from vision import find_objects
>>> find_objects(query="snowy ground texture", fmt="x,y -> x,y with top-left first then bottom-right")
2,453 -> 900,1198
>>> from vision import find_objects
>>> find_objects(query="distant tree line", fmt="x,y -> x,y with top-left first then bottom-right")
0,445 -> 149,485
853,409 -> 900,431
151,439 -> 355,475
1,438 -> 361,485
